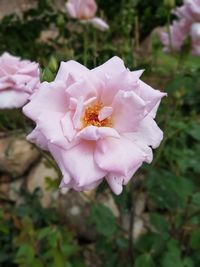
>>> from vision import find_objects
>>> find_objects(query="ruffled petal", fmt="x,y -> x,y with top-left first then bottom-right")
95,136 -> 146,177
0,90 -> 29,109
60,112 -> 76,142
27,127 -> 48,151
91,56 -> 126,81
111,90 -> 146,132
98,106 -> 113,121
137,80 -> 166,114
106,162 -> 142,195
53,141 -> 106,187
131,115 -> 164,149
77,126 -> 120,141
23,81 -> 68,121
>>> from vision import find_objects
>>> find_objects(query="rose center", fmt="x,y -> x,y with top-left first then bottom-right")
82,103 -> 112,128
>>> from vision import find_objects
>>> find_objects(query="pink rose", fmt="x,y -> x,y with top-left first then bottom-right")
160,19 -> 190,52
66,0 -> 109,31
191,23 -> 200,55
0,52 -> 40,109
161,0 -> 200,55
23,57 -> 166,194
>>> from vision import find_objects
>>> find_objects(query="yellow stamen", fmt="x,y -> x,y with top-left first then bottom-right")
82,103 -> 112,128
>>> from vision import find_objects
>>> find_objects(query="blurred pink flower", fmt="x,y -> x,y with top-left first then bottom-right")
160,19 -> 190,52
191,23 -> 200,55
23,57 -> 166,194
161,0 -> 200,55
66,0 -> 109,31
0,53 -> 40,109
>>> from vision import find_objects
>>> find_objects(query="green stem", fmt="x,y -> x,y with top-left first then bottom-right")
93,28 -> 97,67
167,10 -> 173,54
83,24 -> 89,66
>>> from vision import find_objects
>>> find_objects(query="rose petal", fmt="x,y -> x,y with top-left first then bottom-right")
56,141 -> 107,187
112,90 -> 146,132
23,81 -> 68,121
0,90 -> 29,109
77,126 -> 120,141
89,17 -> 109,31
131,115 -> 164,149
98,106 -> 113,121
91,56 -> 126,81
95,136 -> 146,176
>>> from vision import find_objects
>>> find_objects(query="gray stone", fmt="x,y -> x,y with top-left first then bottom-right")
27,158 -> 58,207
0,136 -> 40,177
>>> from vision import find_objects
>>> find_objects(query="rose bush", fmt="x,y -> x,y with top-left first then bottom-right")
161,0 -> 200,55
23,56 -> 166,194
0,52 -> 40,109
66,0 -> 109,31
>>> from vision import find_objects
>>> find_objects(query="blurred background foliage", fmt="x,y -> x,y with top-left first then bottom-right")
0,0 -> 200,267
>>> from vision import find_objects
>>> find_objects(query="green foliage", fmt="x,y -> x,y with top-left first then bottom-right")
88,203 -> 117,237
0,191 -> 85,267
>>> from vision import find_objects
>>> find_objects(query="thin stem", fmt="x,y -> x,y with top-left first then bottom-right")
128,178 -> 135,266
167,10 -> 173,54
83,24 -> 89,66
93,28 -> 97,67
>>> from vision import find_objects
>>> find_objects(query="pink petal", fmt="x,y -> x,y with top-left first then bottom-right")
72,96 -> 84,129
23,81 -> 68,121
106,162 -> 142,195
106,174 -> 124,195
27,127 -> 48,151
132,115 -> 164,149
94,136 -> 146,177
137,80 -> 166,114
77,126 -> 120,141
111,90 -> 146,133
36,111 -> 68,149
55,141 -> 107,187
91,56 -> 126,81
60,112 -> 76,142
124,133 -> 153,163
66,79 -> 97,101
98,106 -> 113,121
89,17 -> 109,31
66,2 -> 77,18
99,70 -> 140,105
0,90 -> 29,109
55,60 -> 89,82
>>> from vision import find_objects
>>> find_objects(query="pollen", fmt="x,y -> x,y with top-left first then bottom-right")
82,103 -> 112,128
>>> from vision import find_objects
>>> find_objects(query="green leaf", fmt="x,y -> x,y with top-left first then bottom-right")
42,68 -> 54,82
161,240 -> 191,267
38,227 -> 52,240
88,203 -> 117,237
188,123 -> 200,141
145,170 -> 194,210
150,213 -> 169,234
52,248 -> 66,267
135,254 -> 155,267
136,232 -> 165,254
31,258 -> 44,267
191,192 -> 200,206
190,229 -> 200,250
